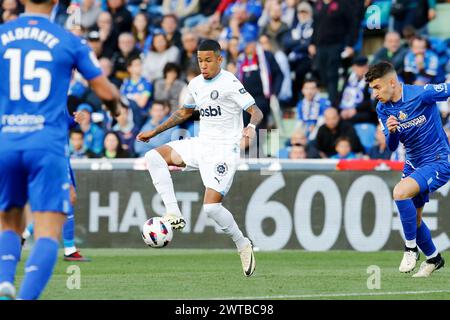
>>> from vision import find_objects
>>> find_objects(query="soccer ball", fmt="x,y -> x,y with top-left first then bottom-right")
141,217 -> 173,248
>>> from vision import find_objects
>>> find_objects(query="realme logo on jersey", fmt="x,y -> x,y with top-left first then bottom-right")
1,114 -> 45,132
200,106 -> 222,117
1,27 -> 60,49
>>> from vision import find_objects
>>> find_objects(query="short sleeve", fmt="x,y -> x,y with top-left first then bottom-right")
376,104 -> 389,137
182,87 -> 196,109
229,77 -> 256,110
422,83 -> 450,104
73,37 -> 102,81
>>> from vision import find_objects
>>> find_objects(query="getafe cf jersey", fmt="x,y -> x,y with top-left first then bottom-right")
0,13 -> 102,156
376,83 -> 450,167
182,69 -> 256,145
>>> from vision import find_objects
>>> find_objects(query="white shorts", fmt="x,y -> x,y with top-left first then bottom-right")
166,137 -> 240,196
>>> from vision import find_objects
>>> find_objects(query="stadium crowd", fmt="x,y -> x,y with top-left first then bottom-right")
1,0 -> 449,160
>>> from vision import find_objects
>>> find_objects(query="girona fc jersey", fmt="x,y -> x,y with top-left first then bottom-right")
0,13 -> 102,156
376,83 -> 450,167
183,69 -> 256,145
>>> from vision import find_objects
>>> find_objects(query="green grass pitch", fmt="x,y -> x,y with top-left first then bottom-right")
15,249 -> 450,300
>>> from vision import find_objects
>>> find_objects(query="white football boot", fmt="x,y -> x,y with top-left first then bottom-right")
162,213 -> 186,231
412,254 -> 445,278
0,282 -> 15,300
399,247 -> 420,273
239,240 -> 256,277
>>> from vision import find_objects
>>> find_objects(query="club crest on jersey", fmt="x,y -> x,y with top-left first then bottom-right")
210,90 -> 219,100
215,162 -> 228,177
433,84 -> 445,92
398,111 -> 408,121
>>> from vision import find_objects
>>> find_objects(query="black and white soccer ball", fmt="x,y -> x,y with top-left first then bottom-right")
142,217 -> 173,248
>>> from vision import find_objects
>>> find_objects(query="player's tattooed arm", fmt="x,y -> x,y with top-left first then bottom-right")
136,107 -> 195,142
245,104 -> 264,128
241,105 -> 263,148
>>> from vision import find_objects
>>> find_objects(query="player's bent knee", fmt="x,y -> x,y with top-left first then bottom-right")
203,203 -> 222,218
393,184 -> 414,200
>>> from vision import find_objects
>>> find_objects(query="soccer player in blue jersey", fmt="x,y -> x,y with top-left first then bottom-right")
0,0 -> 121,299
22,112 -> 91,262
366,61 -> 449,277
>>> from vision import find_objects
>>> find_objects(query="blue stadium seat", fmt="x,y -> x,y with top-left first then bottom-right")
354,123 -> 377,152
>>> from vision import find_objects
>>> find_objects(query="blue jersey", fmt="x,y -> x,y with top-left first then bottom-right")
0,14 -> 102,157
376,83 -> 450,167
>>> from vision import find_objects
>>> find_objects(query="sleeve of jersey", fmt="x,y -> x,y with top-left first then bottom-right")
182,88 -> 196,109
422,83 -> 450,104
73,37 -> 102,81
377,106 -> 399,151
231,81 -> 256,111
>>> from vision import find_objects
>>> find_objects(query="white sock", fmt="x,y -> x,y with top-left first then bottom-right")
64,246 -> 77,256
426,250 -> 438,260
405,239 -> 417,248
203,203 -> 250,251
22,229 -> 31,240
145,150 -> 182,216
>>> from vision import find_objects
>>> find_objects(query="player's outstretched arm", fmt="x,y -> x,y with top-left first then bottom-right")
89,75 -> 121,116
136,107 -> 195,142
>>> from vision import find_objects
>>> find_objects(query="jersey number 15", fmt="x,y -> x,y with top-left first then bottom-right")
3,48 -> 52,103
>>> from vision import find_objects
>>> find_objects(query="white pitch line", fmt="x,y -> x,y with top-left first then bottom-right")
206,290 -> 450,300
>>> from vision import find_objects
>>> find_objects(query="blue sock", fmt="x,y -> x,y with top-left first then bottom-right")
63,209 -> 75,249
26,223 -> 34,236
395,199 -> 417,243
417,221 -> 437,257
18,238 -> 59,300
0,231 -> 21,284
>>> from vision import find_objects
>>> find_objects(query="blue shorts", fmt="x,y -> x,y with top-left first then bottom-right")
403,158 -> 450,208
0,150 -> 70,214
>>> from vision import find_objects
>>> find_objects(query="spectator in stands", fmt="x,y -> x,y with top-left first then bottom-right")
107,0 -> 133,34
120,56 -> 153,117
180,31 -> 200,79
99,57 -> 121,88
134,101 -> 179,157
222,0 -> 262,26
330,136 -> 357,159
219,3 -> 259,47
77,0 -> 102,30
258,1 -> 289,52
183,0 -> 221,28
101,131 -> 130,158
339,56 -> 377,125
278,127 -> 320,159
76,103 -> 105,156
296,78 -> 331,141
132,12 -> 152,54
316,107 -> 364,158
403,36 -> 439,85
258,0 -> 300,30
371,31 -> 408,75
289,144 -> 308,159
96,11 -> 119,59
153,63 -> 186,113
112,105 -> 139,156
223,36 -> 241,72
391,0 -> 436,36
259,34 -> 292,106
309,0 -> 357,105
161,14 -> 183,50
162,0 -> 200,25
367,124 -> 392,160
237,38 -> 283,129
69,129 -> 97,159
142,31 -> 180,83
111,32 -> 142,83
283,1 -> 314,102
0,0 -> 20,23
86,30 -> 104,58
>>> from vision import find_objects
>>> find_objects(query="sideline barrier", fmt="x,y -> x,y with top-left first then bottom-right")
71,159 -> 449,251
